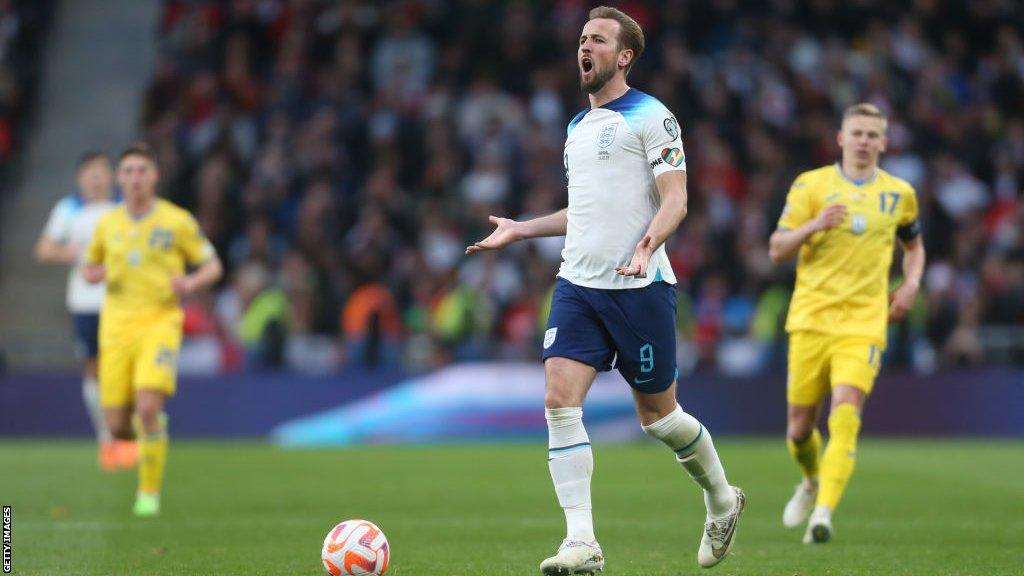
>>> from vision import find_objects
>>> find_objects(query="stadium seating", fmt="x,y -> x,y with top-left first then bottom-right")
147,0 -> 1024,374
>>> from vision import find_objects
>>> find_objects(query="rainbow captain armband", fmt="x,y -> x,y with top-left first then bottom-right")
660,147 -> 685,167
896,219 -> 921,242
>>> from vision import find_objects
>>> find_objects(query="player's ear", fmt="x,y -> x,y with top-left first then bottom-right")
618,49 -> 633,71
836,129 -> 844,149
878,134 -> 887,154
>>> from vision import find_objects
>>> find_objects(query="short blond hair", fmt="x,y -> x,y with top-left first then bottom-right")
588,6 -> 645,76
842,103 -> 888,130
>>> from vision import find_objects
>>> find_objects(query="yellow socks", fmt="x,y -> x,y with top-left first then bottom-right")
787,428 -> 822,481
817,404 -> 861,510
133,413 -> 168,495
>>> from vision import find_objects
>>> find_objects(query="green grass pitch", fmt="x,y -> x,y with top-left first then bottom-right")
2,439 -> 1022,575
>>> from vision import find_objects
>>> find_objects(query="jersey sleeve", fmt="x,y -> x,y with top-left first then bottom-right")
896,184 -> 921,242
41,199 -> 73,242
84,213 -> 106,264
639,108 -> 686,176
777,176 -> 813,230
178,212 -> 216,266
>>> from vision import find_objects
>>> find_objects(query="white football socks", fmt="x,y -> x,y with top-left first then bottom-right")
546,407 -> 595,543
643,403 -> 736,517
82,375 -> 111,443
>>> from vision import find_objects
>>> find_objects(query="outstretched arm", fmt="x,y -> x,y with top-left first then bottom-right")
888,236 -> 925,321
616,170 -> 688,277
465,209 -> 567,255
768,204 -> 847,263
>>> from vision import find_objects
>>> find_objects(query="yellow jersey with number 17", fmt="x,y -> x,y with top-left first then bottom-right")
777,164 -> 920,347
85,198 -> 215,322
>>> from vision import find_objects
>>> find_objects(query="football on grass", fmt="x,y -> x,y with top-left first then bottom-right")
321,519 -> 390,576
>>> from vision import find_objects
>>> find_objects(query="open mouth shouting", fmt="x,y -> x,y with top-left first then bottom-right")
580,55 -> 594,77
578,48 -> 610,93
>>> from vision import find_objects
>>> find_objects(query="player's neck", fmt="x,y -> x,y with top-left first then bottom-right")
126,195 -> 157,219
588,78 -> 630,109
839,159 -> 877,183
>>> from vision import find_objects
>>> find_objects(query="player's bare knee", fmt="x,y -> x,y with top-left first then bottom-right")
786,416 -> 815,442
787,425 -> 812,443
543,359 -> 592,408
135,406 -> 161,430
543,390 -> 561,409
105,412 -> 131,439
543,380 -> 585,408
831,385 -> 867,411
787,403 -> 818,442
632,391 -> 676,427
134,393 -> 165,430
543,386 -> 574,409
634,405 -> 660,427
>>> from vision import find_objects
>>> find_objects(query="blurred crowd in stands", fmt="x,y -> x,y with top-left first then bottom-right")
0,1 -> 52,182
144,0 -> 1024,375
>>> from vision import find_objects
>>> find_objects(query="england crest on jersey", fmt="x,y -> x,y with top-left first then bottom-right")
544,327 -> 558,349
597,124 -> 618,148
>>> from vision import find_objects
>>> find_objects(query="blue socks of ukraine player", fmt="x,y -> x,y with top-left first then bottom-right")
818,403 -> 861,510
643,403 -> 736,517
546,407 -> 595,542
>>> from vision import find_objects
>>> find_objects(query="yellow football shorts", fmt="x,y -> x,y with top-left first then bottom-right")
98,310 -> 183,408
786,331 -> 884,406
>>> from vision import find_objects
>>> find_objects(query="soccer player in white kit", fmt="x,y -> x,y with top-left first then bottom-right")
35,151 -> 136,470
467,7 -> 744,573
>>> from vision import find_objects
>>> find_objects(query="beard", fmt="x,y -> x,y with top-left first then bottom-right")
580,64 -> 615,94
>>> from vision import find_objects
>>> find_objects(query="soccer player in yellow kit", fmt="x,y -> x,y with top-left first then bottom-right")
769,104 -> 925,543
83,143 -> 222,516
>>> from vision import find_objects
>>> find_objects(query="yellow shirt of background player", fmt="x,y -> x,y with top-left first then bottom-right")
777,164 -> 918,347
85,198 -> 214,323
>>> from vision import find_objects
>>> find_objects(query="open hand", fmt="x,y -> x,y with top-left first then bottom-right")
466,215 -> 522,254
616,235 -> 654,277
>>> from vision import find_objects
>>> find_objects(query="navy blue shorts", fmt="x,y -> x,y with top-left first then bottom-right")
542,278 -> 678,393
72,313 -> 100,360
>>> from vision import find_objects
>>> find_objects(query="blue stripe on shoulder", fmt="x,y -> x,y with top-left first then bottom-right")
59,194 -> 84,213
566,108 -> 589,137
602,88 -> 665,131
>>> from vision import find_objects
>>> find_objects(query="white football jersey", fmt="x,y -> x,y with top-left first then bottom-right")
41,194 -> 118,313
558,88 -> 685,289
